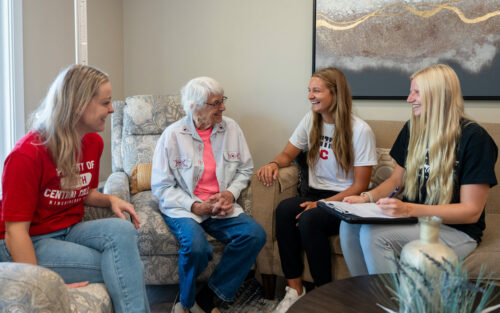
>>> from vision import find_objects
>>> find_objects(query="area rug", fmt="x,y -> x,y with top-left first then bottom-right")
218,278 -> 278,313
150,278 -> 279,313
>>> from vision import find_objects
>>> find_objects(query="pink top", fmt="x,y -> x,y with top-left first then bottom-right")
193,128 -> 219,201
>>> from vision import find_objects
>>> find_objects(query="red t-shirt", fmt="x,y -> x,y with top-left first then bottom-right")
0,131 -> 103,239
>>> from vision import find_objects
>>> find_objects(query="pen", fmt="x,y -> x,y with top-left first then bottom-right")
388,186 -> 399,198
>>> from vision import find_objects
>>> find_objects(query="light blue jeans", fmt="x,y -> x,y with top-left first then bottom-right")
163,213 -> 266,309
0,218 -> 150,313
339,221 -> 477,276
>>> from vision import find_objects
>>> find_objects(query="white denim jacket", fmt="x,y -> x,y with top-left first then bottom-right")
151,114 -> 253,223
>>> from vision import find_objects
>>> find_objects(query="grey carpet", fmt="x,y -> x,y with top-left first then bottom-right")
218,278 -> 278,312
151,278 -> 278,313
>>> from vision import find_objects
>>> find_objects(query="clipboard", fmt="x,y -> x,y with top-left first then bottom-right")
317,201 -> 418,224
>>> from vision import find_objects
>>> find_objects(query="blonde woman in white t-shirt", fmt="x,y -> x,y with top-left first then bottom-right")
257,67 -> 377,313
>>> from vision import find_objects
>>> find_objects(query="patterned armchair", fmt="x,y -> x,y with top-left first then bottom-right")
108,95 -> 253,288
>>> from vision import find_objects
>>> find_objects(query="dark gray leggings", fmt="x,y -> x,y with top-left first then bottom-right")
275,188 -> 340,286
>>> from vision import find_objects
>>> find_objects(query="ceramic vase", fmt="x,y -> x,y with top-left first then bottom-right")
398,216 -> 458,307
400,215 -> 458,273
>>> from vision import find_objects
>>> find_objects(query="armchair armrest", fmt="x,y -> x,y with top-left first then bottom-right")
0,262 -> 71,311
83,171 -> 131,222
252,164 -> 300,274
103,171 -> 131,202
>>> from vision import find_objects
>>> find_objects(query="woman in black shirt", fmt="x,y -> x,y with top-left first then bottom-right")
340,64 -> 498,276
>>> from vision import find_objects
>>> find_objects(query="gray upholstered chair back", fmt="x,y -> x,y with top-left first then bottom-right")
111,95 -> 184,175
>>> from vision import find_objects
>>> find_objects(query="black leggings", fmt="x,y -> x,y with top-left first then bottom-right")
275,188 -> 340,286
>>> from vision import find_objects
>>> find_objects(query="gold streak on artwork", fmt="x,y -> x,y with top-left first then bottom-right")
317,0 -> 500,31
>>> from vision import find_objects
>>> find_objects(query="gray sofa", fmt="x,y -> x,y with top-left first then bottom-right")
0,95 -> 254,312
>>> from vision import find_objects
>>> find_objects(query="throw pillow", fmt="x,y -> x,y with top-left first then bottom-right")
130,163 -> 152,194
370,148 -> 395,188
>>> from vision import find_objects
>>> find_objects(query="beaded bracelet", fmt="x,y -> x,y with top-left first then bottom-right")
360,191 -> 374,203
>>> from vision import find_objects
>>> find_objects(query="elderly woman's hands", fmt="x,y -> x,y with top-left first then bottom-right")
191,191 -> 235,216
209,191 -> 235,216
191,201 -> 214,215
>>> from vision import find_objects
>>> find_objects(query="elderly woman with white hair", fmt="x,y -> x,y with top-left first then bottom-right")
151,77 -> 266,313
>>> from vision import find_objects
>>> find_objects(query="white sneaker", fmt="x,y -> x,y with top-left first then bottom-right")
173,302 -> 189,313
273,286 -> 306,313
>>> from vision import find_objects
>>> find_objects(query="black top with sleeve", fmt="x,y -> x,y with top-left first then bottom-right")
390,120 -> 498,243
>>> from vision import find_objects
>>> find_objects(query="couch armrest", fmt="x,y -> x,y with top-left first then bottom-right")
83,172 -> 131,222
0,262 -> 71,311
463,213 -> 500,282
252,164 -> 300,275
237,185 -> 252,216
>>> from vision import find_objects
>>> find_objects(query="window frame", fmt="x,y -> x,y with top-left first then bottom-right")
0,0 -> 24,196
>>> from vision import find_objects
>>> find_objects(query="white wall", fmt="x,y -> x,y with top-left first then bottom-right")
23,0 -> 74,124
21,0 -> 123,181
87,0 -> 124,180
19,0 -> 500,179
123,0 -> 313,168
122,0 -> 500,169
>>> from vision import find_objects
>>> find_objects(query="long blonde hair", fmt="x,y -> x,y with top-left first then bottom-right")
404,64 -> 465,204
307,67 -> 353,176
30,64 -> 109,189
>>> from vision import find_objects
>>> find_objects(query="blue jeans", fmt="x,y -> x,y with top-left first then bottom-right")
339,221 -> 477,276
163,213 -> 266,309
0,218 -> 150,313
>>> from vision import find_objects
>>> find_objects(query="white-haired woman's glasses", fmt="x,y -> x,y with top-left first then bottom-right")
205,96 -> 228,108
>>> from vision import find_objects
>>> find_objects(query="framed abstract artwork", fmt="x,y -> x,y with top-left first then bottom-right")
313,0 -> 500,99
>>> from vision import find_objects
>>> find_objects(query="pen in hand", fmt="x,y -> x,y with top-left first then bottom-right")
388,186 -> 399,199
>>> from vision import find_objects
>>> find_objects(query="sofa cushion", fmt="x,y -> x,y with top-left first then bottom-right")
132,191 -> 225,257
132,191 -> 179,256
